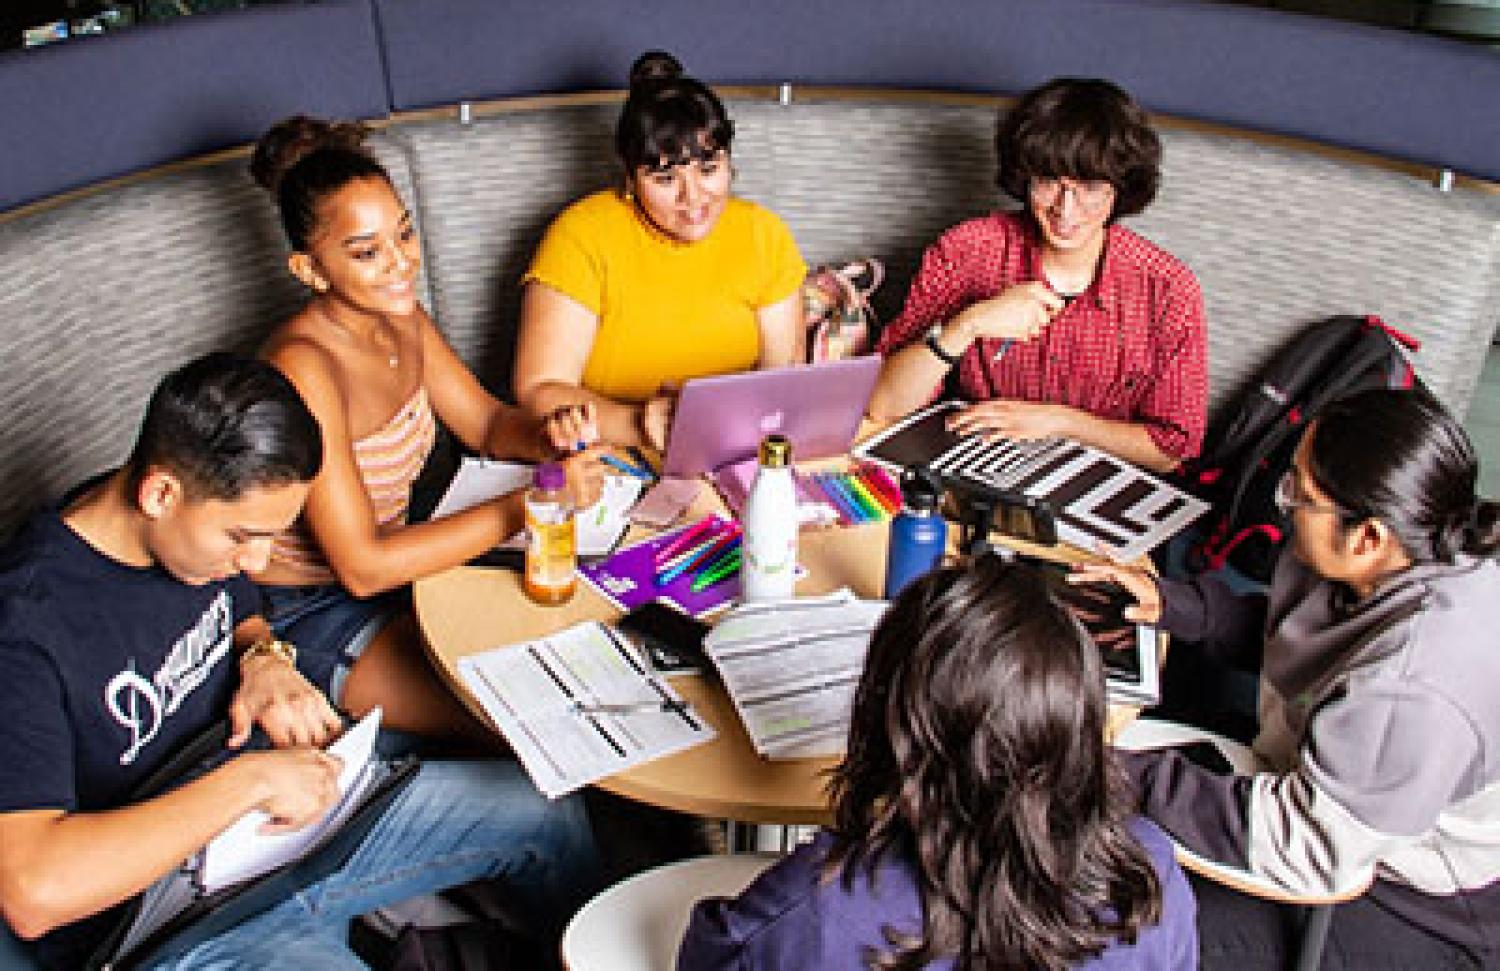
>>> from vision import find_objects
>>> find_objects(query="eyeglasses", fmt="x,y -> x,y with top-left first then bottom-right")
1274,471 -> 1345,519
1029,176 -> 1114,211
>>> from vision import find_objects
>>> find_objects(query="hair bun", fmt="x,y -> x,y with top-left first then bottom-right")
250,115 -> 369,194
628,51 -> 684,89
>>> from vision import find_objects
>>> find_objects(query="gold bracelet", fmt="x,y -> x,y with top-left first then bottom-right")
241,637 -> 297,668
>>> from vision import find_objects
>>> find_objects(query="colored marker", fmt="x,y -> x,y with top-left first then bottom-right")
653,517 -> 718,565
658,531 -> 723,577
827,473 -> 868,524
601,453 -> 653,480
858,463 -> 904,511
842,473 -> 887,520
822,471 -> 870,525
691,549 -> 742,592
831,472 -> 877,522
658,526 -> 740,585
690,535 -> 742,581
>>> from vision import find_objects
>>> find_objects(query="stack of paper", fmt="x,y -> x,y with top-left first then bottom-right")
703,590 -> 887,759
432,457 -> 645,556
458,622 -> 714,798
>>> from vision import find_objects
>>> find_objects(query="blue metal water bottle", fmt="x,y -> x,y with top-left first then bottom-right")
884,466 -> 947,599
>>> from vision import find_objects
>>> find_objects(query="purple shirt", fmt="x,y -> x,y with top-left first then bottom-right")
678,817 -> 1196,970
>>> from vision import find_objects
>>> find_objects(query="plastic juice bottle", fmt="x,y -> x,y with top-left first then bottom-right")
523,462 -> 576,605
741,435 -> 798,602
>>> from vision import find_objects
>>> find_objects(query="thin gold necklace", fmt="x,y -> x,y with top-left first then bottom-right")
316,301 -> 399,369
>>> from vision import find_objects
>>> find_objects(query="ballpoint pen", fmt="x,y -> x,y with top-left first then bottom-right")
600,453 -> 654,480
572,699 -> 684,716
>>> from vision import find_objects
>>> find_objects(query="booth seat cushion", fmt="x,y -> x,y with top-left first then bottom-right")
392,96 -> 1499,417
1133,127 -> 1500,414
0,137 -> 423,537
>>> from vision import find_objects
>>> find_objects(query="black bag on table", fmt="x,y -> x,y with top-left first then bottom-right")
1181,314 -> 1425,582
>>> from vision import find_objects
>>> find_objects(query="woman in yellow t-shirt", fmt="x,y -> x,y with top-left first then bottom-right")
514,51 -> 808,450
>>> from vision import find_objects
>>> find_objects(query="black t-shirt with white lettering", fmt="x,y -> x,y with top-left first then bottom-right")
0,507 -> 257,967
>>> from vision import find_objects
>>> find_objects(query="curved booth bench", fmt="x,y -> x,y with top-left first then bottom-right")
0,0 -> 1497,539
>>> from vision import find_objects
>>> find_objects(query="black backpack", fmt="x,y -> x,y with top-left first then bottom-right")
1183,314 -> 1423,582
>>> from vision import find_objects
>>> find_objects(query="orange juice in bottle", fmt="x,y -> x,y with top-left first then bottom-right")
523,462 -> 576,605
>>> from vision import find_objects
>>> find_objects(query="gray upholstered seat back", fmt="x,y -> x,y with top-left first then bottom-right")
399,96 -> 1500,417
0,140 -> 421,535
1,96 -> 1496,539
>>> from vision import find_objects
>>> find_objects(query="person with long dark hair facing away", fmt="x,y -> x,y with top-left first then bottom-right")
513,51 -> 807,451
1074,388 -> 1500,967
867,78 -> 1207,473
249,116 -> 603,740
679,556 -> 1196,970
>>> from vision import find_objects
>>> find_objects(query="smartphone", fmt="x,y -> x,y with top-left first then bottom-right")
616,600 -> 712,674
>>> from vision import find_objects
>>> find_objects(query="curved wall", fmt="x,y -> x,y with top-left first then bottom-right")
2,0 -> 1497,213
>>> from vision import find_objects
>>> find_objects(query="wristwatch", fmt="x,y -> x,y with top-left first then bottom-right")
241,636 -> 297,668
924,325 -> 960,367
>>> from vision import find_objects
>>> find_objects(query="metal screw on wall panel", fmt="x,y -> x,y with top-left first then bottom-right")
1436,168 -> 1455,192
458,102 -> 474,126
778,83 -> 793,106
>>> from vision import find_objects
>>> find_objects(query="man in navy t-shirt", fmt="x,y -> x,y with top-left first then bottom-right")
0,354 -> 596,969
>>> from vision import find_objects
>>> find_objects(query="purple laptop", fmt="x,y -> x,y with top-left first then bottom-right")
662,356 -> 882,478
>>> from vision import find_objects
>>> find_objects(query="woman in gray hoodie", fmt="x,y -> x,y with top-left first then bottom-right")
1075,387 -> 1500,968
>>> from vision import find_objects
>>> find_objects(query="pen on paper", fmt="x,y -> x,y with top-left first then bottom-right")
572,700 -> 682,716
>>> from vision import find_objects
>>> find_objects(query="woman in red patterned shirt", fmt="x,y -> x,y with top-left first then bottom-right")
868,78 -> 1208,472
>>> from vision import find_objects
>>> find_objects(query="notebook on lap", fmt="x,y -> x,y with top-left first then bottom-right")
662,356 -> 882,479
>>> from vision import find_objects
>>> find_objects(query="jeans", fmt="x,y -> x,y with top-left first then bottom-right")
144,756 -> 599,969
260,583 -> 407,703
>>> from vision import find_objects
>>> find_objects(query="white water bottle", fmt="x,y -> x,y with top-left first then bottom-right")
741,434 -> 798,602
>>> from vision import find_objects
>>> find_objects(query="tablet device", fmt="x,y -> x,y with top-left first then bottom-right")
662,356 -> 882,478
1017,554 -> 1161,706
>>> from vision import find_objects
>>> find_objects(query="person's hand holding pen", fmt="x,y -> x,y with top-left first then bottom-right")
936,281 -> 1062,361
543,403 -> 606,510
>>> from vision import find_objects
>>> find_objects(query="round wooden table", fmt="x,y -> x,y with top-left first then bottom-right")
415,486 -> 1138,825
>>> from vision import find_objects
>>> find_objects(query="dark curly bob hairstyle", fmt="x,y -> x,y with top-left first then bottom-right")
995,77 -> 1161,222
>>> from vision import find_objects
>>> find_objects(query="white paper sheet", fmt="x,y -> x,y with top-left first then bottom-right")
703,591 -> 887,759
458,622 -> 715,799
431,458 -> 644,556
198,708 -> 384,893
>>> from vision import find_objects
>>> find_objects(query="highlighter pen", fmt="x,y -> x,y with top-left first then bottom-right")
690,549 -> 742,592
842,473 -> 887,520
653,516 -> 718,565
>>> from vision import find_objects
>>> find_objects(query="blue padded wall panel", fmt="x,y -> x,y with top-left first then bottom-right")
0,1 -> 388,213
373,0 -> 1500,181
